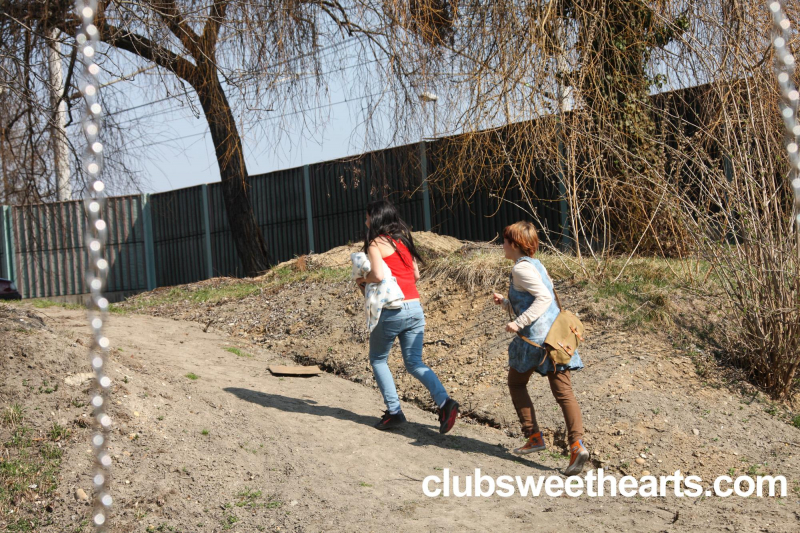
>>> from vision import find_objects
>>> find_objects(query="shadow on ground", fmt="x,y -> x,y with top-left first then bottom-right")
225,387 -> 550,471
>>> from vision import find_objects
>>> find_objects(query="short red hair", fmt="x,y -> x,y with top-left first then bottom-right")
503,221 -> 539,257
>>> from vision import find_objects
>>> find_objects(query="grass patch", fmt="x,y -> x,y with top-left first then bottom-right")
224,346 -> 252,358
792,415 -> 800,429
38,379 -> 58,394
48,422 -> 70,442
2,403 -> 24,427
6,517 -> 41,531
119,266 -> 349,312
40,444 -> 63,461
220,513 -> 239,530
230,488 -> 282,511
235,487 -> 263,508
189,283 -> 264,303
201,429 -> 209,436
265,266 -> 350,286
185,372 -> 199,380
424,248 -> 695,290
108,304 -> 128,315
548,450 -> 566,460
593,278 -> 671,327
1,421 -> 64,527
29,299 -> 83,310
120,284 -> 261,313
6,426 -> 33,448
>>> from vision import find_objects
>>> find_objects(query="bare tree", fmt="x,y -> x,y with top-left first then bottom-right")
379,0 -> 800,398
1,0 -> 412,276
1,4 -> 144,204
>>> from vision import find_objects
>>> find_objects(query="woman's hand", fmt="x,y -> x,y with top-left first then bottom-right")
492,292 -> 505,305
505,321 -> 520,333
355,277 -> 367,295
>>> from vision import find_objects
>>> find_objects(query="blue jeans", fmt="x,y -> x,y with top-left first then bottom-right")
369,301 -> 448,413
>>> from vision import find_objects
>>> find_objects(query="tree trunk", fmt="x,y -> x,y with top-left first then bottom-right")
194,63 -> 270,277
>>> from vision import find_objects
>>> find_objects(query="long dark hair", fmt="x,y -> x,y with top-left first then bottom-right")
363,200 -> 424,266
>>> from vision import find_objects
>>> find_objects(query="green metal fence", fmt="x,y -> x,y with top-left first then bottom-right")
1,142 -> 564,298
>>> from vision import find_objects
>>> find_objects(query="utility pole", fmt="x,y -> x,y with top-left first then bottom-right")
555,20 -> 574,254
48,28 -> 71,201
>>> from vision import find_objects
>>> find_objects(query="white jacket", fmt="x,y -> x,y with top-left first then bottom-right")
350,252 -> 405,332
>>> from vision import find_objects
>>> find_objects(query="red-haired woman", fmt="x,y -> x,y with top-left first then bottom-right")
491,221 -> 589,475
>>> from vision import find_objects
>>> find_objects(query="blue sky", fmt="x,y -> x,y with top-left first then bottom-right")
90,31 -> 692,197
114,79 -> 382,194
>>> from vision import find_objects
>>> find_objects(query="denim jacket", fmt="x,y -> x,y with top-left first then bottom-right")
507,257 -> 584,375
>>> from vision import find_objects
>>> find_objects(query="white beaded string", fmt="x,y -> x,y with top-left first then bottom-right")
63,4 -> 796,530
75,0 -> 112,529
769,1 -> 800,233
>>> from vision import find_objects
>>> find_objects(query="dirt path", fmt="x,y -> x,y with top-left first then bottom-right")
5,306 -> 799,532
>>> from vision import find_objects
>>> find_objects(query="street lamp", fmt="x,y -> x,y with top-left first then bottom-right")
419,91 -> 438,138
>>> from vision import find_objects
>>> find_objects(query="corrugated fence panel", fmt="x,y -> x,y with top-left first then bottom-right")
374,144 -> 426,231
12,202 -> 85,299
105,195 -> 148,293
310,158 -> 371,253
0,206 -> 9,280
249,168 -> 308,265
150,187 -> 207,286
10,196 -> 147,298
427,138 -> 562,244
0,214 -> 5,279
309,143 -> 426,253
207,182 -> 243,278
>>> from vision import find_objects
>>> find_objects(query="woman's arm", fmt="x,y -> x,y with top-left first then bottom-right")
511,262 -> 553,328
361,242 -> 385,283
413,258 -> 420,281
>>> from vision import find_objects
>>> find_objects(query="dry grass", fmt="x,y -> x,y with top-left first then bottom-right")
422,244 -> 701,289
422,247 -> 510,290
422,245 -> 715,330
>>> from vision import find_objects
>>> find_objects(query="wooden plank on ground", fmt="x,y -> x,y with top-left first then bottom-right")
268,365 -> 323,376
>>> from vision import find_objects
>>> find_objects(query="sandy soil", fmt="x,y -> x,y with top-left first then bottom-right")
1,299 -> 799,532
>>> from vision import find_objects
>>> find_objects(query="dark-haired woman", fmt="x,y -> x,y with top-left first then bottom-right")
355,200 -> 459,433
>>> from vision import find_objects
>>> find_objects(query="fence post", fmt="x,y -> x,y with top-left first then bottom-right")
418,141 -> 432,231
141,194 -> 157,290
303,165 -> 315,253
200,184 -> 214,279
1,206 -> 15,281
557,125 -> 572,252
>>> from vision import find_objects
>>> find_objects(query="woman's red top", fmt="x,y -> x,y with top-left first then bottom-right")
381,237 -> 420,300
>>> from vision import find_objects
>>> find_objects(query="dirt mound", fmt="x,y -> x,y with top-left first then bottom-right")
302,231 -> 464,271
306,243 -> 361,270
410,231 -> 465,257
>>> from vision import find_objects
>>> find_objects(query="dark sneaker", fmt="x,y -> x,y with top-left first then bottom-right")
375,410 -> 406,430
438,398 -> 459,434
